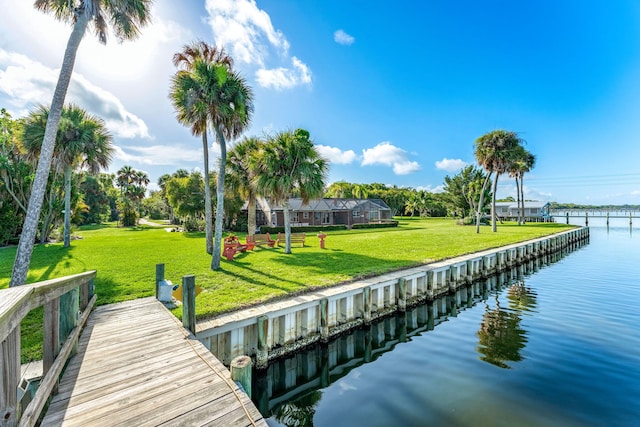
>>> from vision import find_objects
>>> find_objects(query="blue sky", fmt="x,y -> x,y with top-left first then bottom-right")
2,1 -> 640,205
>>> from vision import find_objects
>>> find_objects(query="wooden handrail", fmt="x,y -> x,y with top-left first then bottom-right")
0,270 -> 96,427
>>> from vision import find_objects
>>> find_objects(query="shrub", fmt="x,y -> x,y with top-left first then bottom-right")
456,216 -> 489,226
260,224 -> 348,234
352,221 -> 399,229
183,218 -> 205,232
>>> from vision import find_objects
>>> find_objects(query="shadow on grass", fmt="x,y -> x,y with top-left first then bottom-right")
78,224 -> 113,231
270,249 -> 418,284
218,254 -> 306,293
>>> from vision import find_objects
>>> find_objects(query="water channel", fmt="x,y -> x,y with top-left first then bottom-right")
252,219 -> 640,426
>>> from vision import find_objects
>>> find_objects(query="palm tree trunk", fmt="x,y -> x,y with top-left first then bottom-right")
211,126 -> 226,270
283,200 -> 292,254
10,13 -> 89,287
520,173 -> 526,224
248,191 -> 256,235
491,173 -> 500,232
64,166 -> 72,247
476,173 -> 491,234
514,176 -> 521,225
202,131 -> 213,254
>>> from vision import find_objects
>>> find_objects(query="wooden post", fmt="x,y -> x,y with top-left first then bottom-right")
466,260 -> 473,283
319,298 -> 329,341
363,287 -> 371,324
426,271 -> 434,298
43,298 -> 60,389
1,328 -> 20,427
59,288 -> 79,355
155,263 -> 165,300
256,316 -> 269,369
397,279 -> 406,312
182,275 -> 196,334
566,212 -> 569,224
230,355 -> 252,398
585,211 -> 588,226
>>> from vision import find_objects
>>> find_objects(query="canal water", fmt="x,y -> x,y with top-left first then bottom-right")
253,220 -> 640,427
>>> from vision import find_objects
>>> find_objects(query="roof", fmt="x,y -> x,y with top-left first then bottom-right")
246,198 -> 391,212
495,201 -> 550,209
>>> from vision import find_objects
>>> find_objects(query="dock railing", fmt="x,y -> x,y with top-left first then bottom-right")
0,270 -> 96,427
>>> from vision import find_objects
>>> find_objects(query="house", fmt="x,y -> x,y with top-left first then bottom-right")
247,197 -> 393,228
494,201 -> 551,221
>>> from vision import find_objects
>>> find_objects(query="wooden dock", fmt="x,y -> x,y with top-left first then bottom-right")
41,297 -> 266,426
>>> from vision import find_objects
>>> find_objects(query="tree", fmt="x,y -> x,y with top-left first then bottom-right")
227,136 -> 263,235
0,109 -> 28,245
170,42 -> 254,269
79,174 -> 110,224
442,165 -> 490,218
255,129 -> 328,254
21,104 -> 112,246
165,171 -> 206,230
474,130 -> 523,233
11,0 -> 152,287
170,41 -> 233,254
509,149 -> 535,225
116,166 -> 148,226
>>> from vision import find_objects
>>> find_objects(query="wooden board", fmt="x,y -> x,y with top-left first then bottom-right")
41,297 -> 266,426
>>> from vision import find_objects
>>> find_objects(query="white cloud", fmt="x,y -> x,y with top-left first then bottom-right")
315,145 -> 357,164
435,158 -> 467,172
361,141 -> 422,175
416,185 -> 444,193
334,30 -> 355,46
0,49 -> 149,139
114,144 -> 203,165
255,56 -> 312,90
205,0 -> 311,89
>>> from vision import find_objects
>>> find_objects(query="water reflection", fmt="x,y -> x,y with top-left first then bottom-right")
476,271 -> 538,369
253,239 -> 588,424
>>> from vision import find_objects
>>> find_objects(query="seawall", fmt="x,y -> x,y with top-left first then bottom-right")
196,227 -> 589,368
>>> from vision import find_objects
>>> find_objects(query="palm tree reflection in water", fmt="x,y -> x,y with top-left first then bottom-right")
477,278 -> 537,368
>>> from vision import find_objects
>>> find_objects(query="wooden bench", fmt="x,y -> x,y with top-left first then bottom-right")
277,232 -> 305,247
223,241 -> 248,261
245,233 -> 276,250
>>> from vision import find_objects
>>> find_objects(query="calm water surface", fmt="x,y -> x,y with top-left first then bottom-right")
254,222 -> 640,427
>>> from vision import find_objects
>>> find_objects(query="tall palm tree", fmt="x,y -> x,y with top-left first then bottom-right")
227,136 -> 263,235
474,130 -> 523,233
255,129 -> 328,254
518,151 -> 536,224
507,145 -> 527,225
170,48 -> 254,269
22,104 -> 113,247
11,0 -> 153,287
171,41 -> 233,254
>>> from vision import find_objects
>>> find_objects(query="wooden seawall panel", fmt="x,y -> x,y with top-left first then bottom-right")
197,227 -> 590,367
41,297 -> 266,426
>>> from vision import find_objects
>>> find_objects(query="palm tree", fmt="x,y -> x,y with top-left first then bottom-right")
507,145 -> 526,225
22,104 -> 113,247
518,151 -> 536,224
227,136 -> 263,235
506,147 -> 536,225
255,129 -> 328,254
474,130 -> 523,233
11,0 -> 153,287
171,41 -> 234,254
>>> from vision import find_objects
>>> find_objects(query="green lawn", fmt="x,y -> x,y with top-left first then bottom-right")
1,218 -> 574,321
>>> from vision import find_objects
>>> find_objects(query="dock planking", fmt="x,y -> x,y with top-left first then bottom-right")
41,297 -> 266,426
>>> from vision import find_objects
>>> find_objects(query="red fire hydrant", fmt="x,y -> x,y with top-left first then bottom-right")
317,233 -> 327,249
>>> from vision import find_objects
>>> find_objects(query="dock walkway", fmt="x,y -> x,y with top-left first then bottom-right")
41,297 -> 266,426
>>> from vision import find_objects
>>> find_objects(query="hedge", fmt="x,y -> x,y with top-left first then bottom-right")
352,221 -> 399,229
259,224 -> 349,234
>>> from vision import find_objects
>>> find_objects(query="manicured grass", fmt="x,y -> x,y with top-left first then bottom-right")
1,218 -> 574,321
1,218 -> 574,362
